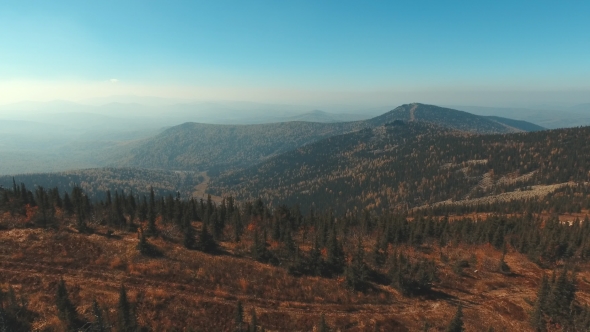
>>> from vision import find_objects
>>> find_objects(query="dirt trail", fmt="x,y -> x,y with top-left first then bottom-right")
409,104 -> 418,121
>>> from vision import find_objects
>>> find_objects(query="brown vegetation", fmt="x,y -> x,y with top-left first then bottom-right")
1,217 -> 588,331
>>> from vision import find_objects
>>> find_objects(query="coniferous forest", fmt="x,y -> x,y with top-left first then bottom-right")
2,177 -> 590,330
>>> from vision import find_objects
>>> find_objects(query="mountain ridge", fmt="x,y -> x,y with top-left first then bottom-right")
115,103 -> 542,173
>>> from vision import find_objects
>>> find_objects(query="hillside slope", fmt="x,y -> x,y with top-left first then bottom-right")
2,185 -> 590,331
117,121 -> 368,173
0,168 -> 203,200
484,116 -> 546,132
209,122 -> 590,214
115,104 -> 542,173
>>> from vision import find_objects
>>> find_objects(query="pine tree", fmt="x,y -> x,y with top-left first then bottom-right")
345,239 -> 367,291
146,187 -> 157,236
183,217 -> 196,250
445,305 -> 464,332
136,228 -> 151,255
326,227 -> 345,275
198,223 -> 217,254
282,227 -> 296,256
307,238 -> 323,276
235,301 -> 244,332
249,308 -> 257,332
318,314 -> 329,332
56,279 -> 78,331
91,299 -> 106,332
547,267 -> 568,319
530,274 -> 549,331
63,193 -> 73,215
251,229 -> 270,262
0,284 -> 31,332
117,285 -> 135,332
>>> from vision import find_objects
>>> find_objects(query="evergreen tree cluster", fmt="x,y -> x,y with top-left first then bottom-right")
0,285 -> 32,332
531,267 -> 590,331
389,251 -> 437,296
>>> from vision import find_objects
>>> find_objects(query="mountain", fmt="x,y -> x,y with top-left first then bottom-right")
209,122 -> 590,214
367,103 -> 532,133
116,121 -> 369,173
117,103 -> 542,174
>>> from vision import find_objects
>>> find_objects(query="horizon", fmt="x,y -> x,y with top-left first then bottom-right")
1,1 -> 589,109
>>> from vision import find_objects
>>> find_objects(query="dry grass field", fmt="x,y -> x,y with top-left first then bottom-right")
2,213 -> 589,331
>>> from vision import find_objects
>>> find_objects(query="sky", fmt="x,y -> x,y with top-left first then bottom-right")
1,1 -> 589,108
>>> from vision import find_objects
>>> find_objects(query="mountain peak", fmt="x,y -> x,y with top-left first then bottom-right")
369,103 -> 531,134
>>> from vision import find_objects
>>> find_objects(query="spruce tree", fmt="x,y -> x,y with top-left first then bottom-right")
307,238 -> 323,276
235,301 -> 244,332
136,228 -> 151,256
445,305 -> 464,332
198,223 -> 217,254
345,239 -> 367,291
146,187 -> 157,236
530,274 -> 549,331
91,299 -> 106,332
251,229 -> 270,262
183,218 -> 196,250
249,308 -> 257,332
56,279 -> 78,331
318,314 -> 329,332
326,227 -> 345,275
117,285 -> 135,332
282,227 -> 296,256
63,193 -> 73,215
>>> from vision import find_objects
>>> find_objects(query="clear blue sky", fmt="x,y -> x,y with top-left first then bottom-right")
1,1 -> 589,106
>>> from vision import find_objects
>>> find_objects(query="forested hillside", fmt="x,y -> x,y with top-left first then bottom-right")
114,104 -> 542,173
0,168 -> 203,201
117,121 -> 368,173
210,122 -> 590,215
1,182 -> 589,331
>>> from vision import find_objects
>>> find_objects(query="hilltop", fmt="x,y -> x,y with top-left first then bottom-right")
366,103 -> 538,133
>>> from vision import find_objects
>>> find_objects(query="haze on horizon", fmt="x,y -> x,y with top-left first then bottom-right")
1,1 -> 589,111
